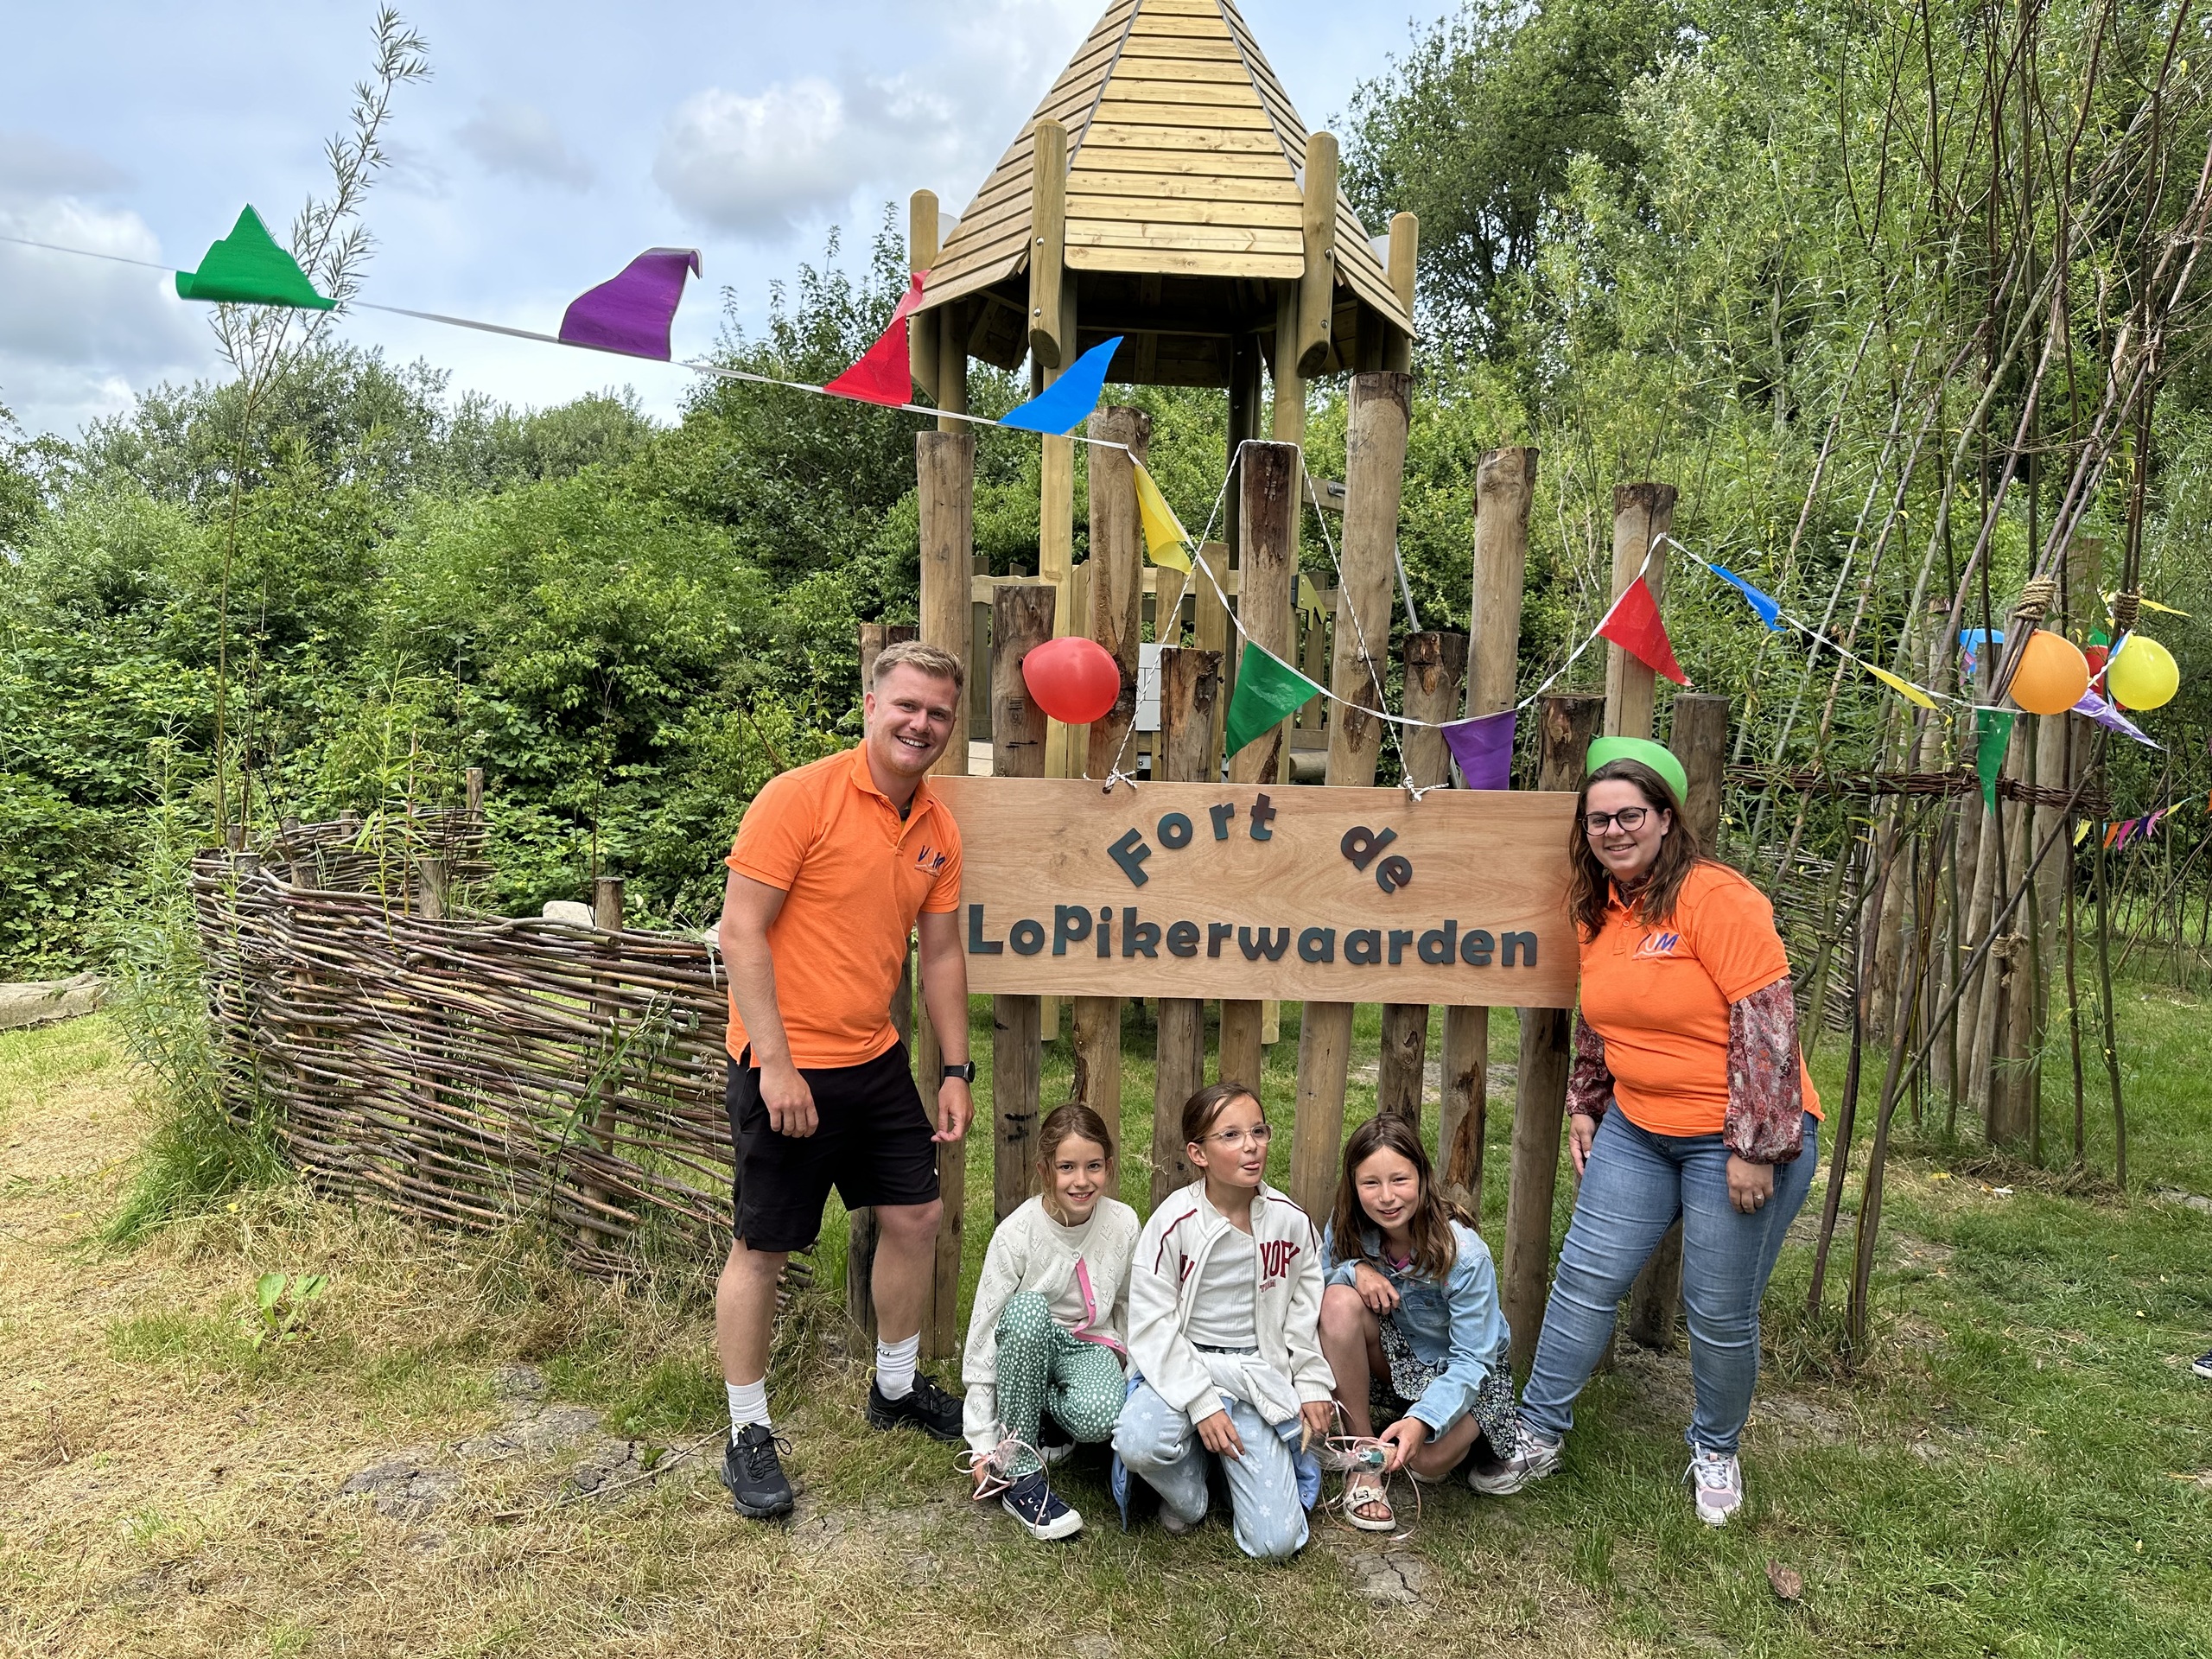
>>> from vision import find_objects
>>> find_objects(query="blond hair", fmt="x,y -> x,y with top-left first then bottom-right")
870,639 -> 964,695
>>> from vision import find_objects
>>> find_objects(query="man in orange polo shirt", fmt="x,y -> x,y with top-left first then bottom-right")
713,640 -> 975,1520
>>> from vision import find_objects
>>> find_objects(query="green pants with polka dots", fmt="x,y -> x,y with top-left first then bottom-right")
995,1291 -> 1127,1476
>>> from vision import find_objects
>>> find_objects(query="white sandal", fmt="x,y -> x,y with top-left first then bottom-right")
1343,1471 -> 1395,1532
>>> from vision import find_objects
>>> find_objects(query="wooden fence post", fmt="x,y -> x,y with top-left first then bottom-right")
1378,631 -> 1468,1124
1624,692 -> 1729,1349
1218,443 -> 1299,1093
991,583 -> 1056,1220
917,430 -> 974,1360
1603,484 -> 1677,741
1503,694 -> 1603,1376
1289,371 -> 1409,1219
1442,447 -> 1537,1218
1151,646 -> 1223,1208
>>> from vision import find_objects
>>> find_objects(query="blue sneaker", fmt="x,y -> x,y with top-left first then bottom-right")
2192,1347 -> 2212,1380
1000,1469 -> 1082,1541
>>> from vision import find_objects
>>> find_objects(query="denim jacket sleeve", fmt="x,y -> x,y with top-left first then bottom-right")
1319,1222 -> 1361,1288
1406,1224 -> 1508,1438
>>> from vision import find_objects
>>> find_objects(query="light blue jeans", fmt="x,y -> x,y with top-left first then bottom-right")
1113,1381 -> 1307,1560
1521,1109 -> 1820,1455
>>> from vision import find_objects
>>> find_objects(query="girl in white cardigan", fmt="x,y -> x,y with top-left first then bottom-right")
1114,1082 -> 1333,1560
961,1103 -> 1140,1541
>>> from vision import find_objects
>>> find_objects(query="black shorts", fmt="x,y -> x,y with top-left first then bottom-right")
727,1042 -> 939,1253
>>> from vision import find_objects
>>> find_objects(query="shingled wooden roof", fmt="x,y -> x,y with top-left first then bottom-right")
919,0 -> 1408,335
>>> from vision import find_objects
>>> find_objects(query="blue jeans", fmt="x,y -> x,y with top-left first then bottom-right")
1521,1109 -> 1820,1455
1113,1382 -> 1308,1560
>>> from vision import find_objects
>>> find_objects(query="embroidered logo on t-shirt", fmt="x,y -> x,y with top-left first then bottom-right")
912,843 -> 950,875
1258,1239 -> 1300,1283
1633,930 -> 1682,960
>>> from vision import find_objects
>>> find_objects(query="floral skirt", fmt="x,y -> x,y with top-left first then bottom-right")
1368,1313 -> 1519,1450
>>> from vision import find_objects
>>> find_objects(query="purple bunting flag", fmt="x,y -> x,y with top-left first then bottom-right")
560,247 -> 702,360
2071,690 -> 2160,749
1440,709 -> 1516,791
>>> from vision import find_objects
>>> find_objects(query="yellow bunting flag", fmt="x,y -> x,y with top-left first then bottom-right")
1132,463 -> 1192,572
1866,664 -> 1936,709
1298,573 -> 1326,622
2106,590 -> 2191,619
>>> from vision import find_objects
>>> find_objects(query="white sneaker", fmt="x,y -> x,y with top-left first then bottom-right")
1688,1445 -> 1744,1527
1466,1425 -> 1561,1496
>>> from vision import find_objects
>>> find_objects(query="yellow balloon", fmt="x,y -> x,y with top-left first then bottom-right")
2008,629 -> 2090,715
2107,634 -> 2179,710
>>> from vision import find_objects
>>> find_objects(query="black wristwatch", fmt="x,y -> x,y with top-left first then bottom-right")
941,1060 -> 976,1084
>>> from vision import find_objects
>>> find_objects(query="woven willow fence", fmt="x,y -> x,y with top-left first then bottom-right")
193,817 -> 752,1279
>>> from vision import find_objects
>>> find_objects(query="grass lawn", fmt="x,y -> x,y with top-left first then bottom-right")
0,987 -> 2207,1657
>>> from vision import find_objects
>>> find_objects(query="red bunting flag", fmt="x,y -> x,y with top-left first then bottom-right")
824,270 -> 927,405
1596,576 -> 1689,685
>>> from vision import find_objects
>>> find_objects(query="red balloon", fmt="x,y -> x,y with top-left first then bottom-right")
1021,636 -> 1122,725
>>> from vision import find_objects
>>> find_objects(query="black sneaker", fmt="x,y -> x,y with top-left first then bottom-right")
1038,1416 -> 1075,1467
720,1423 -> 795,1520
1000,1469 -> 1082,1541
866,1372 -> 963,1443
2192,1347 -> 2212,1380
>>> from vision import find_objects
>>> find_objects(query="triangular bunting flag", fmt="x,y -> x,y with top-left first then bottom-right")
1133,463 -> 1191,572
1440,710 -> 1516,791
824,271 -> 927,405
1867,664 -> 1936,709
560,247 -> 701,360
1711,564 -> 1782,630
1596,577 -> 1688,685
175,207 -> 333,310
1001,336 -> 1122,435
2071,690 -> 2161,749
1974,709 -> 2014,811
1223,642 -> 1322,759
2074,820 -> 2091,846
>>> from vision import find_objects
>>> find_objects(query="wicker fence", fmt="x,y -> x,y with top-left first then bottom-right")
193,817 -> 743,1278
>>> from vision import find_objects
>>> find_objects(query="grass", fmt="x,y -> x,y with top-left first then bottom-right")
0,995 -> 2208,1656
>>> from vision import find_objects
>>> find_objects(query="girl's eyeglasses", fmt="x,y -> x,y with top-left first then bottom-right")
1205,1123 -> 1273,1149
1583,806 -> 1650,835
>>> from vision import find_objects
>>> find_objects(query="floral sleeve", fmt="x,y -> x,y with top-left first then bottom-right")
1567,1013 -> 1614,1120
1725,977 -> 1806,1163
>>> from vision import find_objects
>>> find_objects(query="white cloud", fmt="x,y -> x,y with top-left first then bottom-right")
455,99 -> 594,192
0,195 -> 213,437
0,129 -> 129,203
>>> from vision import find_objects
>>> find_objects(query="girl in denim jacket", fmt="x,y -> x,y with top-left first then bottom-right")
1319,1115 -> 1516,1529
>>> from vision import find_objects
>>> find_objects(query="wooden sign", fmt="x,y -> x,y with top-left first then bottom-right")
931,778 -> 1578,1007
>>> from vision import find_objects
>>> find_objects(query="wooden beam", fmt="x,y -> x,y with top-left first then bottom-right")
990,582 -> 1057,1222
1150,645 -> 1222,1209
909,189 -> 939,403
1294,131 -> 1338,377
1219,441 -> 1298,1096
1603,483 -> 1677,741
1503,693 -> 1602,1376
1379,631 -> 1468,1128
1028,118 -> 1070,370
1385,211 -> 1417,372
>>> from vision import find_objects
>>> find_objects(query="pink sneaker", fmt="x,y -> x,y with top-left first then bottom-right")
1688,1445 -> 1743,1527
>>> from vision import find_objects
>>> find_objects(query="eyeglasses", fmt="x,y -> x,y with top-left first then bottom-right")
1205,1123 -> 1273,1149
1583,807 -> 1651,835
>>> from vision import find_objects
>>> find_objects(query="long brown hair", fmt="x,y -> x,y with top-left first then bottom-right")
1036,1103 -> 1115,1224
1566,758 -> 1711,942
1328,1116 -> 1468,1283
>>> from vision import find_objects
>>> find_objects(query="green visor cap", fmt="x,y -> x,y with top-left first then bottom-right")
1584,735 -> 1688,808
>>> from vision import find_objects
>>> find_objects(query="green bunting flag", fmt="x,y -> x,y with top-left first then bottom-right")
1224,641 -> 1323,759
1974,708 -> 2015,811
175,207 -> 334,310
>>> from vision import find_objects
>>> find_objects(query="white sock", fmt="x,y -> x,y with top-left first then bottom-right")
727,1378 -> 771,1440
875,1333 -> 920,1401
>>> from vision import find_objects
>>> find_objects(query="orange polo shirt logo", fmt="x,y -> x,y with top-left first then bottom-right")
1632,930 -> 1682,960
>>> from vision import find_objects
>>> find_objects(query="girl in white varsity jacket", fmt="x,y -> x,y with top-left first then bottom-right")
1113,1082 -> 1333,1560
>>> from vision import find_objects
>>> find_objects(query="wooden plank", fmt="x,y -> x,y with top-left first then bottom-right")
1069,146 -> 1294,181
1090,99 -> 1274,130
1067,194 -> 1300,229
1065,246 -> 1304,280
1118,35 -> 1246,61
1081,121 -> 1285,154
1128,11 -> 1243,37
1070,224 -> 1303,255
1069,172 -> 1300,204
1109,57 -> 1252,84
1093,76 -> 1272,110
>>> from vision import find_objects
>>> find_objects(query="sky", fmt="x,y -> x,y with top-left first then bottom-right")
0,0 -> 1440,440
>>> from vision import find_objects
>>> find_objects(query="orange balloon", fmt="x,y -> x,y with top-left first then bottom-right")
2007,629 -> 2090,715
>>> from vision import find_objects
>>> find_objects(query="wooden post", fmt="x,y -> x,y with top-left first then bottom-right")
464,766 -> 485,820
1289,372 -> 1408,1217
1442,447 -> 1537,1217
908,190 -> 939,403
1294,132 -> 1338,377
989,584 -> 1056,1221
1624,693 -> 1730,1349
1035,118 -> 1080,809
1028,119 -> 1069,371
1603,484 -> 1678,740
849,623 -> 917,1338
1194,542 -> 1233,778
1384,212 -> 1418,374
578,874 -> 626,1238
1219,442 -> 1299,1094
416,856 -> 450,922
1503,694 -> 1603,1376
917,433 -> 973,1359
1378,631 -> 1468,1124
1151,646 -> 1223,1208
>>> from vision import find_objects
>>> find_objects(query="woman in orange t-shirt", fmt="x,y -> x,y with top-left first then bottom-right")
1469,742 -> 1820,1529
